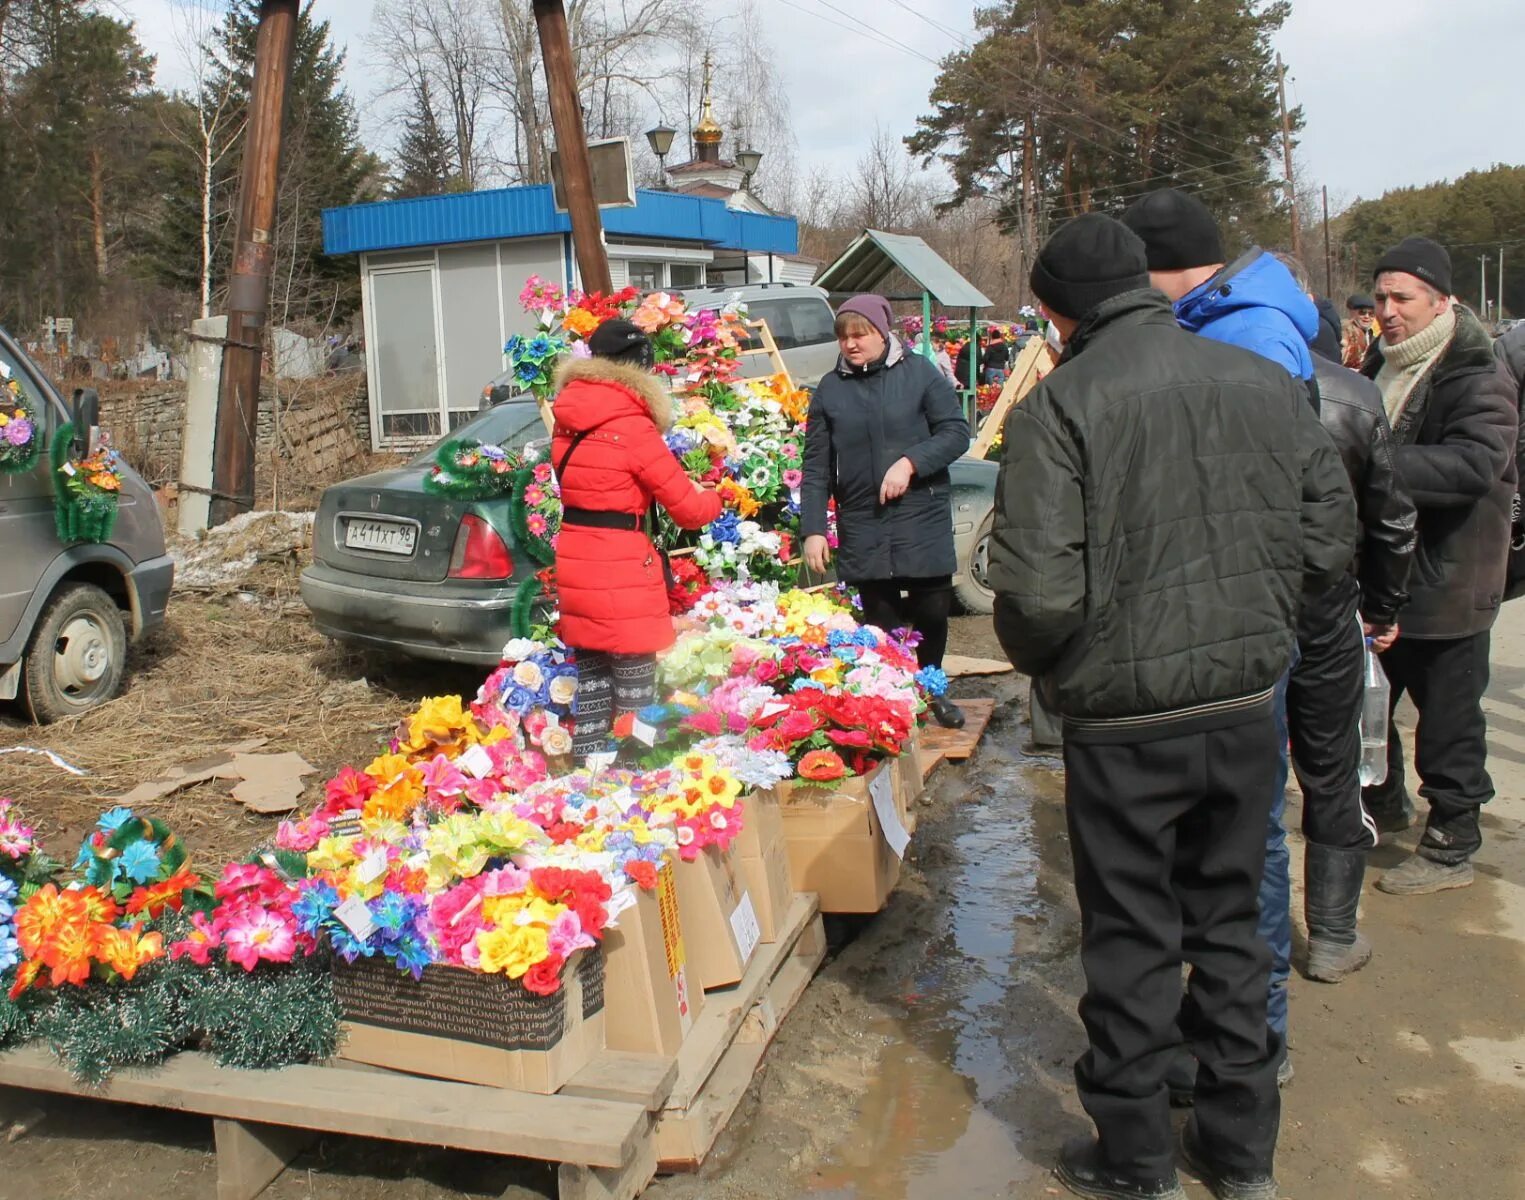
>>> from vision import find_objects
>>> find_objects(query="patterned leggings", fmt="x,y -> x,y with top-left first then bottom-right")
571,649 -> 657,762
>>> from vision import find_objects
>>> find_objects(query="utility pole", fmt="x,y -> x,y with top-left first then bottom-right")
533,0 -> 611,294
1480,255 -> 1489,319
1500,245 -> 1506,320
1322,185 -> 1332,297
1276,54 -> 1300,259
209,0 -> 297,528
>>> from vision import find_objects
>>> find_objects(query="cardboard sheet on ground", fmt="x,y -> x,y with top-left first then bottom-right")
113,738 -> 269,805
942,655 -> 1013,678
111,740 -> 316,814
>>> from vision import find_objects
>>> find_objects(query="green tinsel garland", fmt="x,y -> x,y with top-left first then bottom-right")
51,422 -> 119,545
507,465 -> 558,566
0,917 -> 341,1086
510,575 -> 545,640
421,438 -> 520,500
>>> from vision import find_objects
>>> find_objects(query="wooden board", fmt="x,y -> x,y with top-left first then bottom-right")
919,698 -> 997,780
655,894 -> 827,1171
966,339 -> 1056,460
942,654 -> 1014,678
562,1051 -> 679,1111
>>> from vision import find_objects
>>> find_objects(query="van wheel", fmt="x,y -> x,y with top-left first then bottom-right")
22,583 -> 128,723
955,513 -> 996,615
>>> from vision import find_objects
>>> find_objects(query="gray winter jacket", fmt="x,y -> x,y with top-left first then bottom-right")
989,290 -> 1355,737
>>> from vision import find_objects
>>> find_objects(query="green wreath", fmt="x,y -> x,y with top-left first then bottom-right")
422,438 -> 522,500
0,379 -> 41,475
51,422 -> 120,545
508,464 -> 559,565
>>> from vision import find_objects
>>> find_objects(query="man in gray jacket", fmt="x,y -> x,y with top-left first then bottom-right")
991,215 -> 1354,1200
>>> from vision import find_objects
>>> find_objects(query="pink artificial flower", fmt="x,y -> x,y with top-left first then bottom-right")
169,911 -> 220,965
430,882 -> 488,962
527,513 -> 549,537
275,814 -> 328,853
547,910 -> 596,960
782,468 -> 803,489
684,710 -> 724,737
533,462 -> 554,484
479,865 -> 532,896
221,908 -> 297,971
420,753 -> 468,801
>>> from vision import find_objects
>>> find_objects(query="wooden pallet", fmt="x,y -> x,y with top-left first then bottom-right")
654,892 -> 826,1170
0,895 -> 827,1200
919,697 -> 997,780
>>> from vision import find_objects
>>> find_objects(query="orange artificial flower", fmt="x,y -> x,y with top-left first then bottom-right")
44,921 -> 96,987
126,867 -> 200,917
14,885 -> 84,957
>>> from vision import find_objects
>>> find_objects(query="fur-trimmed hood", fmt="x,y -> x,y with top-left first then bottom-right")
552,355 -> 675,431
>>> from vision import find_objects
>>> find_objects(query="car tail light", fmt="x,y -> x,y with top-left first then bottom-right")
448,514 -> 513,579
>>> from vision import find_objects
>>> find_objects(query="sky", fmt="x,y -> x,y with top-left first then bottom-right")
129,0 -> 1525,211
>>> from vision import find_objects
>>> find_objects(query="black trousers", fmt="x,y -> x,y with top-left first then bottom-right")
1362,631 -> 1493,864
1289,592 -> 1378,850
571,650 -> 656,761
1064,717 -> 1282,1181
855,575 -> 952,670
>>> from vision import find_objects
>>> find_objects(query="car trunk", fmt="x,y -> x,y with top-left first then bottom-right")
314,467 -> 469,584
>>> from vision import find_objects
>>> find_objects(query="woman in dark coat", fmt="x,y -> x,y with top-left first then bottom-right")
552,319 -> 723,762
801,294 -> 971,728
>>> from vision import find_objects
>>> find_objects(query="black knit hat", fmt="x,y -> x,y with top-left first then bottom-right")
588,317 -> 654,367
1373,237 -> 1452,296
1118,188 -> 1226,271
1029,214 -> 1151,320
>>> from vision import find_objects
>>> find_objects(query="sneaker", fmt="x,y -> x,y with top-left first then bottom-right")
1376,855 -> 1474,895
930,696 -> 966,729
1055,1136 -> 1185,1200
1179,1122 -> 1278,1200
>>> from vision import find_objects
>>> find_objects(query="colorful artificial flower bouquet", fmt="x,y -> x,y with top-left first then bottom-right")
51,425 -> 123,544
503,331 -> 571,403
0,370 -> 40,475
423,438 -> 525,499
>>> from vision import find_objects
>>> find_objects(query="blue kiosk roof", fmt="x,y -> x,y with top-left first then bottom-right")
323,184 -> 799,257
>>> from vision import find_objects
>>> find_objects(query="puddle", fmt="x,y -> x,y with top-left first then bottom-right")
799,762 -> 1051,1198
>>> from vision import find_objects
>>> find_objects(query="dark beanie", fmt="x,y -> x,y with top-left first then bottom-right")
1373,237 -> 1452,296
837,293 -> 895,339
1119,188 -> 1226,271
588,318 -> 653,365
1347,292 -> 1374,310
1029,214 -> 1151,320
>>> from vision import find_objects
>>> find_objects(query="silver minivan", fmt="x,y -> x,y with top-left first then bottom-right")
0,328 -> 174,721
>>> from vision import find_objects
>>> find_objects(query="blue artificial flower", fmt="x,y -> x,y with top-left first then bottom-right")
291,882 -> 339,936
516,362 -> 542,384
504,684 -> 537,713
481,443 -> 507,461
827,631 -> 853,648
0,876 -> 16,903
833,645 -> 861,663
0,930 -> 18,973
97,806 -> 134,833
527,335 -> 554,360
328,923 -> 377,962
664,430 -> 698,456
389,932 -> 434,980
504,335 -> 524,356
707,511 -> 741,545
853,628 -> 880,648
118,840 -> 162,884
371,892 -> 410,938
915,666 -> 950,697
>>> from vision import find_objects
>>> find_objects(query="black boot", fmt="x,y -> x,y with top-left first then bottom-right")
1179,1121 -> 1278,1200
1055,1136 -> 1185,1200
930,695 -> 965,729
1303,843 -> 1372,983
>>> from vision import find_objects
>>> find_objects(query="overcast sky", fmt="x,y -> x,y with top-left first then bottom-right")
130,0 -> 1525,210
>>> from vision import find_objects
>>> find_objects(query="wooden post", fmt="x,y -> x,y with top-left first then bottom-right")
1277,54 -> 1301,260
533,0 -> 612,294
967,338 -> 1056,460
209,0 -> 298,528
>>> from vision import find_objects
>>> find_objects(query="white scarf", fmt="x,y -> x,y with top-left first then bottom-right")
1374,306 -> 1455,425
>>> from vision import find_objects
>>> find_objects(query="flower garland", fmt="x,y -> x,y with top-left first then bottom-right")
508,451 -> 560,566
50,421 -> 122,544
0,371 -> 40,475
422,438 -> 524,500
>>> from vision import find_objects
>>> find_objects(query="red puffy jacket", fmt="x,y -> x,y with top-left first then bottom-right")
550,357 -> 722,654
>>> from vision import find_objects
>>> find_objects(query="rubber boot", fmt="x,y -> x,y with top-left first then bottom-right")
1303,843 -> 1372,983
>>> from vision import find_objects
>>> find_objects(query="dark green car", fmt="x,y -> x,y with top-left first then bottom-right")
301,398 -> 998,667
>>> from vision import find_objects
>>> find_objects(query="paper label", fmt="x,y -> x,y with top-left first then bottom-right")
630,717 -> 657,746
656,864 -> 686,977
729,890 -> 761,963
457,743 -> 493,779
757,701 -> 790,721
333,896 -> 377,941
870,768 -> 911,859
356,850 -> 389,885
60,462 -> 76,477
329,810 -> 364,839
674,964 -> 694,1028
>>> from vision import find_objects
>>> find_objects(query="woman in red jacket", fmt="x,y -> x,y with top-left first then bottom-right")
552,319 -> 723,764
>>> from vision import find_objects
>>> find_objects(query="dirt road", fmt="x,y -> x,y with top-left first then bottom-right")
2,599 -> 1522,1199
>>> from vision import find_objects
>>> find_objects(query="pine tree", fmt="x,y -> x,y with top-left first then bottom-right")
391,79 -> 458,199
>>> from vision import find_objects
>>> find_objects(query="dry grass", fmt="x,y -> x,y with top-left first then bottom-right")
1,548 -> 483,870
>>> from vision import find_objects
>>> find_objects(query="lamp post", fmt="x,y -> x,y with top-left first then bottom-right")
645,124 -> 676,188
735,147 -> 763,190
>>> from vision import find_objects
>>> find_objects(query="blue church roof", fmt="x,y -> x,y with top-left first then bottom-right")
322,184 -> 799,257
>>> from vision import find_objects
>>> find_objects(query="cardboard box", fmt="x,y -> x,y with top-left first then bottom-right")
734,789 -> 794,943
333,949 -> 604,1094
603,860 -> 701,1056
777,761 -> 907,914
674,844 -> 759,990
894,732 -> 923,835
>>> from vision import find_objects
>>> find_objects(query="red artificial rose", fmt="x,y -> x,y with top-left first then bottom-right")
624,860 -> 658,889
827,728 -> 873,748
546,821 -> 583,845
522,952 -> 566,997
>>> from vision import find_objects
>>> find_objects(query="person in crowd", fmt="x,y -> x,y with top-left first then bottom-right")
1270,254 -> 1418,980
801,293 -> 971,730
1122,191 -> 1327,1078
952,333 -> 974,390
551,319 -> 723,765
1343,294 -> 1377,369
982,329 -> 1011,383
930,331 -> 958,383
1358,238 -> 1517,894
1311,294 -> 1344,363
989,213 -> 1355,1200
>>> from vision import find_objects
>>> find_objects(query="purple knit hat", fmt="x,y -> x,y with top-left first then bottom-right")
837,293 -> 895,339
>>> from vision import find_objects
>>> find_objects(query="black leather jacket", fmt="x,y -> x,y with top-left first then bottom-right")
1308,357 -> 1416,628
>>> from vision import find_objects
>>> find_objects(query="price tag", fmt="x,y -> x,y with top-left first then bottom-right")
630,717 -> 658,746
333,896 -> 376,941
356,850 -> 389,885
729,891 -> 762,963
60,462 -> 76,477
757,701 -> 790,721
329,811 -> 364,839
545,711 -> 561,729
457,743 -> 493,779
870,769 -> 911,859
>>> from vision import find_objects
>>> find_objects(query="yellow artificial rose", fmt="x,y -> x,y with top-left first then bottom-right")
475,922 -> 550,978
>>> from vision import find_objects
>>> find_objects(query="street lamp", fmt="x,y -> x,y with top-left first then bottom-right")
735,147 -> 763,189
645,124 -> 676,187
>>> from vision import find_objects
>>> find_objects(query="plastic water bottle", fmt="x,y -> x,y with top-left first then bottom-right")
1359,638 -> 1390,787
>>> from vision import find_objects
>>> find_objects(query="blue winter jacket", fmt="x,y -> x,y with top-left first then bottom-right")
1174,249 -> 1320,380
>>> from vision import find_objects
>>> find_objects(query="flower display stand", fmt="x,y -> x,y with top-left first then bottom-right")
0,892 -> 826,1199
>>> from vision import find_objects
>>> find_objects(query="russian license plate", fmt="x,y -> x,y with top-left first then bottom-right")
345,518 -> 417,556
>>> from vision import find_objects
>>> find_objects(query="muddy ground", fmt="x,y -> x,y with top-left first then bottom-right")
3,548 -> 1524,1198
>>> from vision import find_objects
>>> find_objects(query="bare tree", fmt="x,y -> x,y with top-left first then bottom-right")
846,126 -> 934,231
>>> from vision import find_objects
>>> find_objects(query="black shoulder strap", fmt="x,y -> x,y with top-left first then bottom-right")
556,428 -> 595,480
